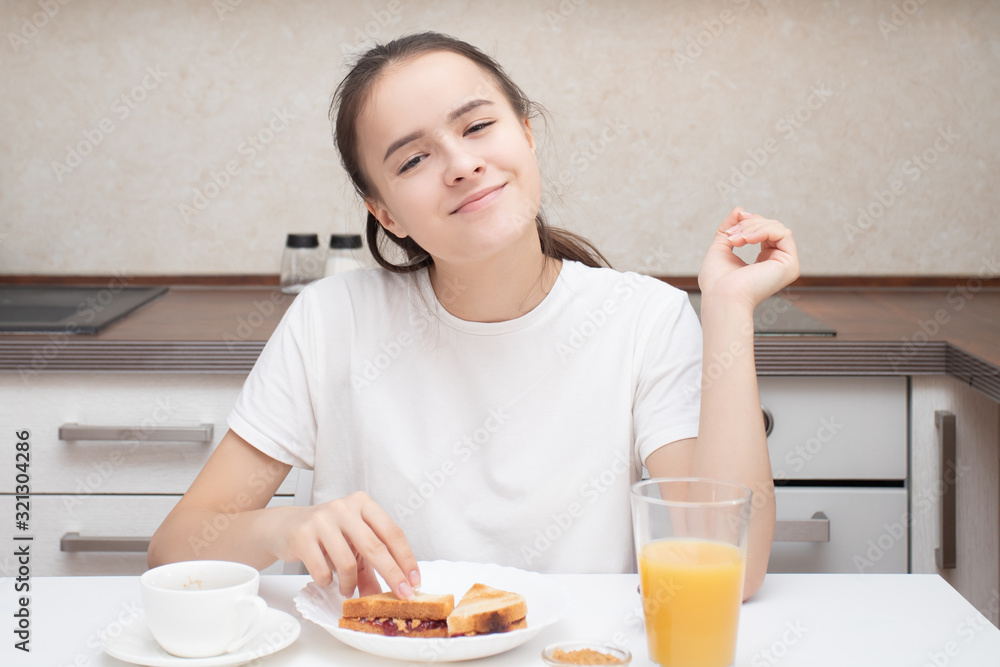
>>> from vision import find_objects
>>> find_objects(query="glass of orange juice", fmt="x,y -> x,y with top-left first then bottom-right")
630,478 -> 752,667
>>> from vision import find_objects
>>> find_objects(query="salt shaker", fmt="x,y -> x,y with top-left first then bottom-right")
325,234 -> 364,277
280,234 -> 324,294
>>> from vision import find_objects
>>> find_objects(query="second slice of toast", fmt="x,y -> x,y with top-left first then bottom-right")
447,584 -> 527,637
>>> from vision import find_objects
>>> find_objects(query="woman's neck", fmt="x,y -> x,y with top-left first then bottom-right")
428,242 -> 562,323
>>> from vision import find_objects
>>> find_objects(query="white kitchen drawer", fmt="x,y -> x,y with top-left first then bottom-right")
768,487 -> 907,574
0,372 -> 297,495
0,494 -> 292,577
759,376 -> 907,480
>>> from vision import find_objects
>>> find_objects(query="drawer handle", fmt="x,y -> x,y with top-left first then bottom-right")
59,423 -> 214,443
934,410 -> 957,570
60,532 -> 151,553
773,511 -> 830,542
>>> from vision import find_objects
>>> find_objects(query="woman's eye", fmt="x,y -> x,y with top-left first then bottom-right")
399,155 -> 424,174
466,120 -> 496,135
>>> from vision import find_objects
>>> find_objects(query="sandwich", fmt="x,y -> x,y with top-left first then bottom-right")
338,583 -> 527,638
447,584 -> 527,637
338,591 -> 454,638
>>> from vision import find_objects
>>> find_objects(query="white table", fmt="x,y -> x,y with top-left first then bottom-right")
2,573 -> 998,666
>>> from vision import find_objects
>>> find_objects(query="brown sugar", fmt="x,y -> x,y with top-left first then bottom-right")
551,647 -> 625,664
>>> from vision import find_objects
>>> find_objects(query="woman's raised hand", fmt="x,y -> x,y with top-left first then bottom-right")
698,207 -> 800,312
265,491 -> 420,599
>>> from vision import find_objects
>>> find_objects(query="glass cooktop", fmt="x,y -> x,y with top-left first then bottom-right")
0,285 -> 168,334
687,293 -> 836,336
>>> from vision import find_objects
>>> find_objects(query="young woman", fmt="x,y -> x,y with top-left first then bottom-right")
149,32 -> 798,603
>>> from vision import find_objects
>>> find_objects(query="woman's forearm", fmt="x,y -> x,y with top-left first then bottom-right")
148,505 -> 283,571
693,296 -> 775,600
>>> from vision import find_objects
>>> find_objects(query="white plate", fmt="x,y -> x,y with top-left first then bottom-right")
100,607 -> 300,667
294,560 -> 570,663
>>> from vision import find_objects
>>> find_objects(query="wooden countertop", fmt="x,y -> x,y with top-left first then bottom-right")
1,284 -> 997,401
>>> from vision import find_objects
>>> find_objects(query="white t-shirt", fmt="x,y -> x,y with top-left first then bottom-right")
228,260 -> 702,573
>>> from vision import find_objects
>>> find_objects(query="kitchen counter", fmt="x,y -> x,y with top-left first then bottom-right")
3,572 -> 999,666
0,283 -> 997,401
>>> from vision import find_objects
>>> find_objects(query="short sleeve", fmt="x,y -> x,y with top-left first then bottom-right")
632,290 -> 703,464
227,289 -> 319,470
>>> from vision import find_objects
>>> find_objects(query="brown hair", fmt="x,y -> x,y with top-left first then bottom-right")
329,32 -> 610,272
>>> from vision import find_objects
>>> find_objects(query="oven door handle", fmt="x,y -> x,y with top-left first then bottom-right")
773,511 -> 830,542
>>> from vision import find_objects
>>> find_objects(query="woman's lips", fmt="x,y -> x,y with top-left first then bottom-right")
452,184 -> 505,214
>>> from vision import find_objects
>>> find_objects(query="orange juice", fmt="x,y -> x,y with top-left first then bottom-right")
639,538 -> 745,667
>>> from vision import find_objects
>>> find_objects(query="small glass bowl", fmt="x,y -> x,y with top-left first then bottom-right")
541,641 -> 632,666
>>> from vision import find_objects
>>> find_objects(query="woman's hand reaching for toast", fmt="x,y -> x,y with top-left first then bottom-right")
263,491 -> 421,600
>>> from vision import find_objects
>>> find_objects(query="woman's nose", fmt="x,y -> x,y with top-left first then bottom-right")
443,147 -> 485,184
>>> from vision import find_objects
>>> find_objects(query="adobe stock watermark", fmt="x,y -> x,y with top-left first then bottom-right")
887,254 -> 997,371
920,596 -> 998,667
521,449 -> 631,566
548,117 -> 629,199
212,0 -> 243,20
717,85 -> 834,199
843,126 -> 961,244
51,66 -> 169,182
351,274 -> 468,390
7,0 -> 71,52
641,246 -> 673,275
555,271 -> 644,362
393,406 -> 512,525
177,106 -> 297,223
188,458 -> 288,555
223,290 -> 290,352
544,0 -> 586,29
88,600 -> 141,647
673,0 -> 752,71
682,289 -> 803,404
17,271 -> 133,382
62,397 -> 177,513
338,0 -> 404,56
854,457 -> 972,572
879,0 -> 932,40
772,415 -> 844,480
751,620 -> 809,667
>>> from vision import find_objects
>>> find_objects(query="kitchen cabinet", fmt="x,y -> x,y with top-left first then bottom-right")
0,372 -> 299,576
910,374 -> 1000,627
759,376 -> 909,574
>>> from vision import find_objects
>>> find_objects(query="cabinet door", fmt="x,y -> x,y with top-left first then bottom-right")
759,376 -> 907,480
0,372 -> 297,495
0,495 -> 293,577
910,375 -> 999,627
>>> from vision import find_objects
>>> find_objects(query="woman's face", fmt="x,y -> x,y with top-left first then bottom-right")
357,50 -> 542,269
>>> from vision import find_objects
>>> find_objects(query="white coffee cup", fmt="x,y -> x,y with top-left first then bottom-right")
140,560 -> 268,658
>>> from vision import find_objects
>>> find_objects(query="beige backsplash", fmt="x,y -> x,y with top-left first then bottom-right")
1,0 -> 997,277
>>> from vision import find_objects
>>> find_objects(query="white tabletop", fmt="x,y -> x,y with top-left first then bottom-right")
2,573 -> 998,666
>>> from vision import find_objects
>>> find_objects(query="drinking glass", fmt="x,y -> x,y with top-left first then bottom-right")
630,478 -> 752,667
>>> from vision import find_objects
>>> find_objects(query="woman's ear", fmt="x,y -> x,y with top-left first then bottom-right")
365,199 -> 408,240
523,118 -> 536,153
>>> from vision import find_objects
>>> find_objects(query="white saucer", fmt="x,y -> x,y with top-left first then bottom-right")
100,607 -> 300,667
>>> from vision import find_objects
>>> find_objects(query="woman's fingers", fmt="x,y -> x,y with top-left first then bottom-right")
360,496 -> 421,593
717,206 -> 746,234
356,556 -> 383,597
272,493 -> 418,600
336,517 -> 408,599
315,491 -> 418,600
